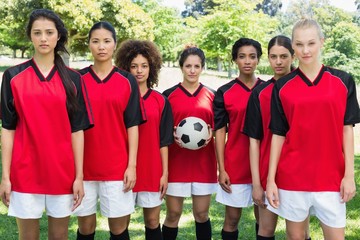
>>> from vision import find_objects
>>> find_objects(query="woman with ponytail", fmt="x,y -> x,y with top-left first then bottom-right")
0,8 -> 93,240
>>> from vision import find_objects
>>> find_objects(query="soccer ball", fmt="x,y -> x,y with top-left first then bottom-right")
175,116 -> 210,150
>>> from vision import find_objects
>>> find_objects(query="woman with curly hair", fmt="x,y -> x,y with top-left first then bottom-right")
115,40 -> 173,240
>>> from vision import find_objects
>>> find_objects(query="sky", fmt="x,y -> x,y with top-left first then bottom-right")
162,0 -> 357,13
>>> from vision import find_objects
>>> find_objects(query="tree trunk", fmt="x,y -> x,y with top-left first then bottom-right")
217,57 -> 222,72
12,49 -> 16,58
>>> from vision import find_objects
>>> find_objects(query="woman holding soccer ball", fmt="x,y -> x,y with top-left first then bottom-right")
115,39 -> 174,240
162,46 -> 217,240
266,18 -> 360,239
213,37 -> 263,239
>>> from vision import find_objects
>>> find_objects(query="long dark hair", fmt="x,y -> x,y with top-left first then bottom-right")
268,35 -> 295,71
26,9 -> 78,115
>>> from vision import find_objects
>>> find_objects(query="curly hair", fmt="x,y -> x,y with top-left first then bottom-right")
115,40 -> 162,88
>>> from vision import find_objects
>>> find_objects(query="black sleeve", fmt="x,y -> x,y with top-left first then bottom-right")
344,74 -> 360,125
213,87 -> 229,131
243,89 -> 263,139
160,96 -> 174,147
69,71 -> 94,132
270,81 -> 289,136
124,74 -> 146,128
1,69 -> 17,130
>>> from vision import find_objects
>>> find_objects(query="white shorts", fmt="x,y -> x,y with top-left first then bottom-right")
215,184 -> 253,208
133,192 -> 163,208
166,182 -> 217,197
8,191 -> 73,219
75,181 -> 134,218
266,189 -> 346,228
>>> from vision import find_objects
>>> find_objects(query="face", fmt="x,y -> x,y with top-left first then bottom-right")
292,26 -> 324,66
130,54 -> 150,85
89,28 -> 116,62
268,45 -> 294,79
234,45 -> 259,75
181,54 -> 203,84
30,18 -> 59,56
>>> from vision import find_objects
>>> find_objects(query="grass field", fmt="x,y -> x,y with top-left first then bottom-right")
0,156 -> 359,239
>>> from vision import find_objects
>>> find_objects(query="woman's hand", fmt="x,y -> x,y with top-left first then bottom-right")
173,126 -> 183,147
72,178 -> 84,211
159,175 -> 168,200
340,175 -> 356,203
219,170 -> 232,193
252,184 -> 266,208
0,179 -> 11,207
266,181 -> 280,209
123,166 -> 136,192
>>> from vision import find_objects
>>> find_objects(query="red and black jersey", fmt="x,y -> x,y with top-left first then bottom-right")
1,59 -> 93,194
163,83 -> 217,183
270,66 -> 360,191
213,78 -> 263,184
243,79 -> 275,189
134,89 -> 174,192
79,66 -> 145,181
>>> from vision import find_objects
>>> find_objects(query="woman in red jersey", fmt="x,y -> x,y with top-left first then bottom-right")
162,47 -> 216,240
75,22 -> 145,240
213,37 -> 263,240
266,19 -> 360,239
115,39 -> 173,240
244,35 -> 311,240
0,9 -> 93,240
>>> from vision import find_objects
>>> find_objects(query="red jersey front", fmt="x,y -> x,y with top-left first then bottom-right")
163,83 -> 217,183
134,89 -> 173,192
213,78 -> 263,184
1,59 -> 93,194
243,79 -> 275,189
270,66 -> 360,191
79,66 -> 145,181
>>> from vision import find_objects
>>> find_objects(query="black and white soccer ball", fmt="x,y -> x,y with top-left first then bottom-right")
175,116 -> 210,150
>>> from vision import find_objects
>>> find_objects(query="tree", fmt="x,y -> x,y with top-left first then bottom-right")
256,0 -> 282,16
181,0 -> 218,18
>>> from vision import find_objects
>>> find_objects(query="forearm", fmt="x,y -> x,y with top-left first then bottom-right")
127,126 -> 139,168
160,146 -> 169,177
343,125 -> 354,178
249,138 -> 261,186
1,128 -> 15,181
71,130 -> 84,180
215,127 -> 226,172
267,134 -> 285,183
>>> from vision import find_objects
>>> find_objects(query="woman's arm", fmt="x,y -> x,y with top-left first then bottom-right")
266,134 -> 285,208
0,128 -> 15,207
123,125 -> 139,192
249,137 -> 266,207
340,124 -> 356,203
215,127 -> 231,193
71,130 -> 85,211
159,146 -> 169,199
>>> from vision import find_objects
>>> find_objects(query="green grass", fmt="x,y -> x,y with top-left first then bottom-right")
1,157 -> 360,239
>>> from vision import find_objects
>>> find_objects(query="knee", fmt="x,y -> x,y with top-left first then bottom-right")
78,218 -> 96,235
286,231 -> 305,240
144,216 -> 160,229
193,211 -> 209,223
49,230 -> 68,240
166,209 -> 182,223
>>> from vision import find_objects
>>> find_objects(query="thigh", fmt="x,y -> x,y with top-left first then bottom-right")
48,216 -> 70,240
166,183 -> 192,197
143,206 -> 161,227
192,194 -> 211,222
74,181 -> 99,217
16,218 -> 40,240
9,192 -> 44,219
135,191 -> 162,208
45,194 -> 73,218
99,181 -> 134,218
285,219 -> 307,240
258,207 -> 278,235
215,184 -> 253,208
312,192 -> 346,228
320,222 -> 345,240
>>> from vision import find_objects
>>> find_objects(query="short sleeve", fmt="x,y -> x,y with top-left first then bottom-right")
160,96 -> 174,147
243,90 -> 263,139
69,73 -> 94,132
213,88 -> 229,131
124,74 -> 146,128
270,82 -> 289,136
1,69 -> 17,130
344,74 -> 360,125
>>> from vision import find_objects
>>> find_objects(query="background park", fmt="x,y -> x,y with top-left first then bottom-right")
0,0 -> 359,239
